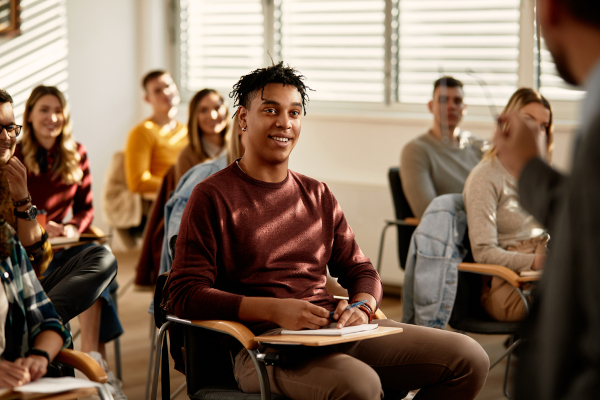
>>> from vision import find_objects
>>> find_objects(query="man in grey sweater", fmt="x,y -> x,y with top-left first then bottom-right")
400,77 -> 486,219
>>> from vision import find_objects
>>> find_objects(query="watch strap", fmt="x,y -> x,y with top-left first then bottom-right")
27,348 -> 50,363
14,205 -> 37,220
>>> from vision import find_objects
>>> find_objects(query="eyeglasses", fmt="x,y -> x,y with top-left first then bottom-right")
0,124 -> 22,138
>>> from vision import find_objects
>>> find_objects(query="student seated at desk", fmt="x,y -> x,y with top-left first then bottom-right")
0,219 -> 71,388
463,88 -> 552,322
0,89 -> 72,387
165,62 -> 489,400
7,87 -> 124,397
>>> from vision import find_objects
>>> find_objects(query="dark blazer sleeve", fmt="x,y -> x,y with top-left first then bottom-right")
518,157 -> 566,229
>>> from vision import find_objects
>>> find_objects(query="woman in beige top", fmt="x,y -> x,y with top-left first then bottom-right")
174,89 -> 232,183
463,88 -> 553,321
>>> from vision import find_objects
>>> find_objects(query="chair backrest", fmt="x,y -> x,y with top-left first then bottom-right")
159,237 -> 241,395
387,167 -> 417,269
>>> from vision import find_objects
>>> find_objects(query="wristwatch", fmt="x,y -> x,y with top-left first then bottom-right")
14,204 -> 38,221
27,348 -> 50,364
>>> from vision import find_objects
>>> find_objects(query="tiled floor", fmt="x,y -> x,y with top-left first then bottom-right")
71,249 -> 516,400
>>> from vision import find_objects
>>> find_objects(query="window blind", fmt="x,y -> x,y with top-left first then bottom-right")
0,0 -> 68,123
180,0 -> 265,95
398,0 -> 520,107
278,0 -> 386,103
539,39 -> 584,102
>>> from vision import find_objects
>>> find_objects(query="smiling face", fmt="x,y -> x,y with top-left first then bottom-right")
519,102 -> 551,159
197,92 -> 228,138
28,94 -> 64,148
238,83 -> 303,167
0,102 -> 16,165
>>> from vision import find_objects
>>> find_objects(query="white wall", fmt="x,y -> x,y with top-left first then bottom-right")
66,0 -> 139,235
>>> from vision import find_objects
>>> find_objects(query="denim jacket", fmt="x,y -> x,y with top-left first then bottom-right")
401,194 -> 468,329
159,152 -> 230,276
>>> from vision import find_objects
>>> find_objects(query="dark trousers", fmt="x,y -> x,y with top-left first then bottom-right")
40,243 -> 122,341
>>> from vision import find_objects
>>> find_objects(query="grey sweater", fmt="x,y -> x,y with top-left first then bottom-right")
400,131 -> 486,218
463,156 -> 546,272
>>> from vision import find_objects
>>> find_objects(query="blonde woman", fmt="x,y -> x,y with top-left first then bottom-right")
174,88 -> 231,183
463,88 -> 553,322
15,86 -> 125,397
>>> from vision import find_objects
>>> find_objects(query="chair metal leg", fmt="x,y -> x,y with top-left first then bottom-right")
110,286 -> 123,381
503,336 -> 516,399
376,222 -> 395,273
151,321 -> 173,400
249,349 -> 272,400
170,382 -> 187,400
145,323 -> 157,400
489,337 -> 521,370
98,383 -> 115,400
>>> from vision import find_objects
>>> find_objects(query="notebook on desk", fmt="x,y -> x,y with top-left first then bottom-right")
281,323 -> 378,336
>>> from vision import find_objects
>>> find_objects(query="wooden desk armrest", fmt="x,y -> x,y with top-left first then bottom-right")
458,262 -> 523,288
190,320 -> 258,350
374,309 -> 387,320
54,349 -> 108,384
84,226 -> 105,237
385,218 -> 420,227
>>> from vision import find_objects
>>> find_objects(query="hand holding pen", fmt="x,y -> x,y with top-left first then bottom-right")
330,300 -> 366,318
330,299 -> 369,328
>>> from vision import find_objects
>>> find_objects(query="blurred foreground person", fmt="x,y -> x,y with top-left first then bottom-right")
492,0 -> 600,398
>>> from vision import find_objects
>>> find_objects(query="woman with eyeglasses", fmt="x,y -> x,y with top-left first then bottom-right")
463,88 -> 553,322
14,86 -> 124,395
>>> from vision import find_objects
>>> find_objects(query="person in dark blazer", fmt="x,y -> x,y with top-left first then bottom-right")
493,0 -> 600,398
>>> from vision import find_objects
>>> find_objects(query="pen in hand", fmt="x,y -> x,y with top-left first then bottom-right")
330,300 -> 366,319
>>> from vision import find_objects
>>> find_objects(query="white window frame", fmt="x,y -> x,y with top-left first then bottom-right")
174,0 -> 580,125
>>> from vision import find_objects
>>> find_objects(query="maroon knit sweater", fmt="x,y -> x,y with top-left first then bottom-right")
15,142 -> 93,233
166,161 -> 382,332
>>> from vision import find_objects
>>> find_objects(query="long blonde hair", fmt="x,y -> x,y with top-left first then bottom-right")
227,114 -> 242,163
187,89 -> 231,163
21,86 -> 83,185
485,88 -> 554,162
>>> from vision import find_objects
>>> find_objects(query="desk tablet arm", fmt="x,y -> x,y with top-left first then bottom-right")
54,349 -> 108,383
457,262 -> 540,314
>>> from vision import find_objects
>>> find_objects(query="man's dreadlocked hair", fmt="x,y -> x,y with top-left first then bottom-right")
230,61 -> 311,116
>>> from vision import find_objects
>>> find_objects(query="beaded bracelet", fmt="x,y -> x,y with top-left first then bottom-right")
13,194 -> 31,207
358,304 -> 374,323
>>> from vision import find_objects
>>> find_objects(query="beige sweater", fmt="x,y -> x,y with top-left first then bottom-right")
463,156 -> 546,272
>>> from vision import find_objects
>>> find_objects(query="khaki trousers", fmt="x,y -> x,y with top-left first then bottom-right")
480,236 -> 547,322
234,320 -> 489,400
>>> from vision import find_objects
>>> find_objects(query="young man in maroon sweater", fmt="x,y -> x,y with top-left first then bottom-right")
166,63 -> 489,400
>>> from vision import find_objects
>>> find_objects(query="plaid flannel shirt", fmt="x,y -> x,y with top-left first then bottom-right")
0,221 -> 71,361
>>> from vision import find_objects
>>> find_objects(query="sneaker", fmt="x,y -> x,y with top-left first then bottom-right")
88,351 -> 128,400
107,370 -> 128,400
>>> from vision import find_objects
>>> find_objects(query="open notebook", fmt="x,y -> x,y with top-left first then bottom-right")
281,323 -> 378,336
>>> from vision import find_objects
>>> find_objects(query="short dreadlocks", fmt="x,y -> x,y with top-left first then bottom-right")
230,61 -> 312,116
